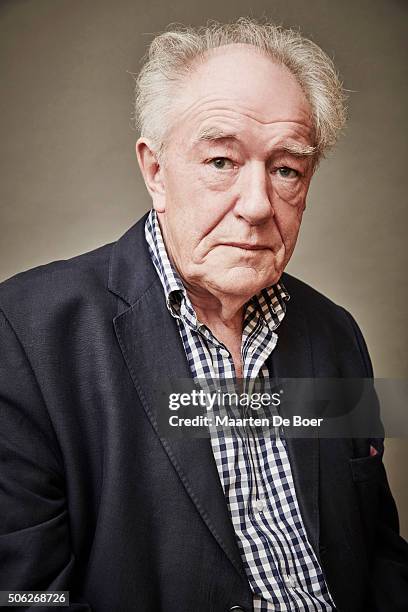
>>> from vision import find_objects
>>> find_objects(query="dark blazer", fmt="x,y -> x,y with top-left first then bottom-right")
0,212 -> 407,612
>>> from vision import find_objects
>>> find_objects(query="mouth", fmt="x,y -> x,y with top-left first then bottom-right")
221,242 -> 268,251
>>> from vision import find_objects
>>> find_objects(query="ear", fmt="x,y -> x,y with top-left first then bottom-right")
135,137 -> 166,212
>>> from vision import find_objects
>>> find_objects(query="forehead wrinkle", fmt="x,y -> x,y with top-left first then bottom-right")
192,114 -> 313,142
178,100 -> 314,156
175,91 -> 312,126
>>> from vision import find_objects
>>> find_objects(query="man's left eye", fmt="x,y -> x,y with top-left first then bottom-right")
277,167 -> 299,178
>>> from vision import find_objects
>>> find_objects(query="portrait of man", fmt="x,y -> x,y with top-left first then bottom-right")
0,7 -> 407,612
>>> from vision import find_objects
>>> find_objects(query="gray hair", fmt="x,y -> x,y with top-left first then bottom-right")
133,17 -> 347,161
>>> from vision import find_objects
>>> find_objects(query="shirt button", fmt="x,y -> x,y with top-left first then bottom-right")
254,498 -> 265,512
285,575 -> 296,588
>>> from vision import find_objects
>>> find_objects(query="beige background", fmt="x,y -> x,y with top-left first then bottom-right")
1,0 -> 407,537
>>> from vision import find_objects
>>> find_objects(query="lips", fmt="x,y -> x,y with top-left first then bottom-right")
221,242 -> 267,250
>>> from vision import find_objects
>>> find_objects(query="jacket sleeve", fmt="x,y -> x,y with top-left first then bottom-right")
345,309 -> 408,610
0,308 -> 92,611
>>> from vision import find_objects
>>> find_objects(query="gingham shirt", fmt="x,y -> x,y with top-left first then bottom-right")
145,210 -> 335,611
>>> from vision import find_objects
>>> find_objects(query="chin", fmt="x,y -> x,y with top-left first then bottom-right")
211,266 -> 281,298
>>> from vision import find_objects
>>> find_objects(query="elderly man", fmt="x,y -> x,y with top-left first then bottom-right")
0,17 -> 407,612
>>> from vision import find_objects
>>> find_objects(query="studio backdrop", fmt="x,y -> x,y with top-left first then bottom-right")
1,0 -> 407,537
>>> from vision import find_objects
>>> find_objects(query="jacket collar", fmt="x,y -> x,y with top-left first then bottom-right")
108,211 -> 154,307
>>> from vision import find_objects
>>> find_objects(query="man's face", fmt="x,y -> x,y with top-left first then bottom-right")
142,45 -> 315,301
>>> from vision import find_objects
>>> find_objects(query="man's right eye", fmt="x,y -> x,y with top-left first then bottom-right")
208,157 -> 234,170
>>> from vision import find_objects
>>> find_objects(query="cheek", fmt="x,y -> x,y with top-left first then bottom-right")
169,185 -> 234,243
273,200 -> 304,247
166,160 -> 230,213
273,180 -> 308,208
271,180 -> 308,236
196,165 -> 237,193
281,214 -> 303,252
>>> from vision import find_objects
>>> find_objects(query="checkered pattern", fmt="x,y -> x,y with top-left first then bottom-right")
145,210 -> 335,611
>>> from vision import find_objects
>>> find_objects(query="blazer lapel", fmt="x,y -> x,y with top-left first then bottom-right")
108,214 -> 246,579
267,296 -> 321,557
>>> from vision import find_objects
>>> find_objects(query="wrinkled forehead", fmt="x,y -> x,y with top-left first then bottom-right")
167,44 -> 314,144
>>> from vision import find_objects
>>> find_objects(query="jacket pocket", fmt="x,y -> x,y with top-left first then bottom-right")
349,453 -> 383,483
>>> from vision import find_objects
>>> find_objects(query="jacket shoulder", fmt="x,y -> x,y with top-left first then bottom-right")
282,272 -> 345,316
0,241 -> 115,324
281,272 -> 373,376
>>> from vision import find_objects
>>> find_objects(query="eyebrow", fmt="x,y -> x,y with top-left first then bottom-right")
193,127 -> 239,144
193,127 -> 317,157
279,142 -> 317,157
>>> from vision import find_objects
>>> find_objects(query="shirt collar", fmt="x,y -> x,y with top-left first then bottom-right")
144,209 -> 289,331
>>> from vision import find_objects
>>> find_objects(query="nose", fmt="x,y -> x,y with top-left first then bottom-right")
233,161 -> 274,225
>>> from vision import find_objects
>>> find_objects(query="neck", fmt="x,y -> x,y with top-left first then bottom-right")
186,284 -> 247,329
188,288 -> 245,379
192,296 -> 244,336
